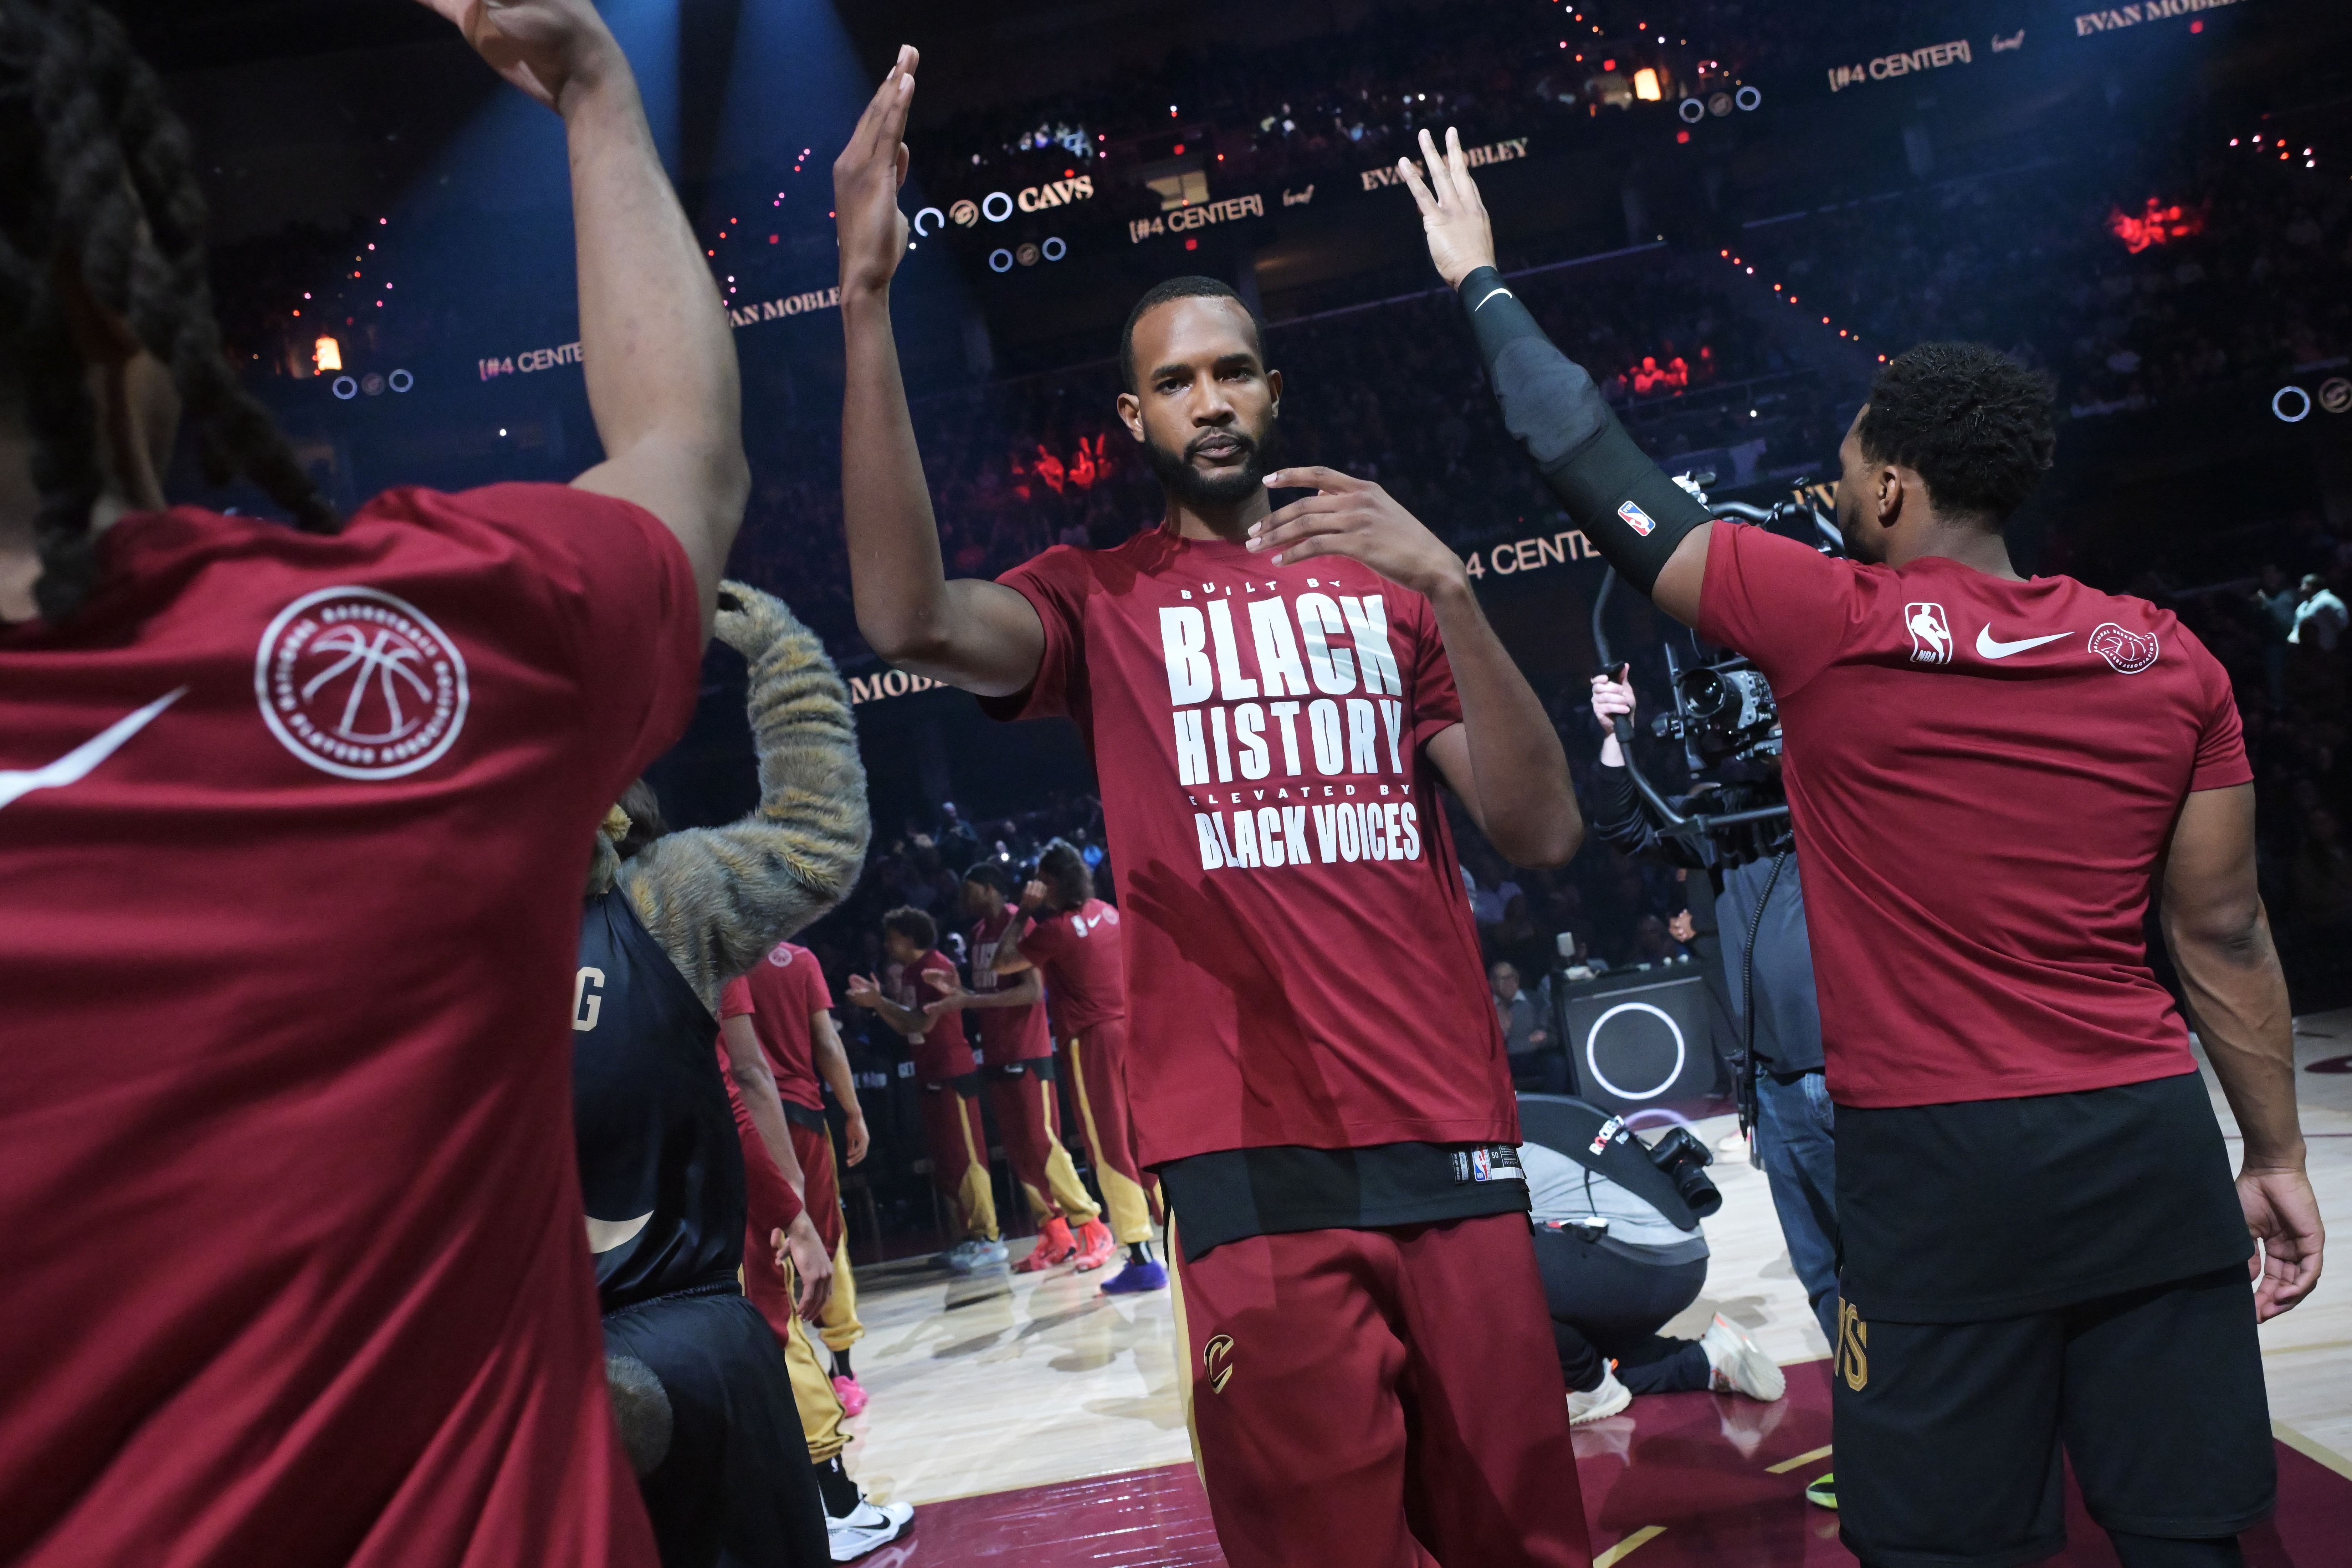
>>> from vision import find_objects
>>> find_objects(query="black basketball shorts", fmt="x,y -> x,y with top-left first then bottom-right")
1834,1266 -> 2275,1568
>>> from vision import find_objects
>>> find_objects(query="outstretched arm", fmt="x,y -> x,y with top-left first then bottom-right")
2159,783 -> 2323,1321
1401,127 -> 1708,626
422,0 -> 746,633
620,584 -> 871,1010
834,48 -> 1045,694
845,975 -> 928,1038
1247,467 -> 1580,867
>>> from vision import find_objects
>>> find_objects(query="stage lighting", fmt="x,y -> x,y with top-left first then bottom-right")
1634,69 -> 1661,101
2274,386 -> 2311,423
1736,85 -> 1762,111
313,336 -> 342,373
1679,98 -> 1705,123
989,248 -> 1014,273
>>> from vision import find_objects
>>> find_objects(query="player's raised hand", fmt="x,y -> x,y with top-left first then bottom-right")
1018,878 -> 1051,913
411,0 -> 620,112
1399,127 -> 1497,289
844,973 -> 883,1008
1249,467 -> 1467,600
834,46 -> 919,298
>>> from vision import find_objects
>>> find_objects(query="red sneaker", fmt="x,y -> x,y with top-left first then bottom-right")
1071,1219 -> 1117,1272
1012,1216 -> 1076,1272
831,1374 -> 869,1416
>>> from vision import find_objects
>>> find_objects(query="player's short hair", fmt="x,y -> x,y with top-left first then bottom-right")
1036,839 -> 1091,905
1857,343 -> 2055,525
1119,276 -> 1269,393
963,860 -> 1014,898
881,906 -> 936,950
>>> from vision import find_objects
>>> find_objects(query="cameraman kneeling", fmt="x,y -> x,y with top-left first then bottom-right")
1521,1095 -> 1786,1424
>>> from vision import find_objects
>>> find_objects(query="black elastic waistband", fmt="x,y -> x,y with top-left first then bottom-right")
600,1276 -> 742,1323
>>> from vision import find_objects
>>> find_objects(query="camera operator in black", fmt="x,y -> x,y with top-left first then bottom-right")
1521,1096 -> 1787,1426
1329,129 -> 2327,1568
1586,669 -> 1840,1354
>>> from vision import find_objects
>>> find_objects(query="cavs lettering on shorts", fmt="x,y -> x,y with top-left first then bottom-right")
1837,1300 -> 1869,1391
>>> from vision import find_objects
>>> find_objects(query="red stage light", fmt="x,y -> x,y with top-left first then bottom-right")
1677,130 -> 1690,143
1185,237 -> 1198,250
1173,143 -> 1185,154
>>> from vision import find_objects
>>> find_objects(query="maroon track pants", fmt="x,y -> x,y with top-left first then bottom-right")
1173,1213 -> 1591,1568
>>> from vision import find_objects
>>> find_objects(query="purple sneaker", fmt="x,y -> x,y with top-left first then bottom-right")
1099,1259 -> 1168,1295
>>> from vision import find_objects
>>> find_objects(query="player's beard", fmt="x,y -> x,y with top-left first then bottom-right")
1143,418 -> 1284,511
1834,484 -> 1878,563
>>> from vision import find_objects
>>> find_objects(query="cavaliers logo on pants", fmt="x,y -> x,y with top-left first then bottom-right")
1838,1300 -> 1869,1392
1203,1334 -> 1235,1394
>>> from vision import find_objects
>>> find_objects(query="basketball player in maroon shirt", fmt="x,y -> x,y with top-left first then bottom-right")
1398,129 -> 2322,1567
1,1 -> 746,1562
835,53 -> 1589,1568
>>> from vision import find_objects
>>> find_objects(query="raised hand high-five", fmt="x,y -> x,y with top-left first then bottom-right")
1398,127 -> 1499,289
412,0 -> 619,113
834,46 -> 919,300
1246,466 -> 1466,601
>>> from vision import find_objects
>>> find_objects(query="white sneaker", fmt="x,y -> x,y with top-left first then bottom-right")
827,1496 -> 914,1561
1566,1364 -> 1632,1425
1701,1313 -> 1786,1402
969,1239 -> 1008,1267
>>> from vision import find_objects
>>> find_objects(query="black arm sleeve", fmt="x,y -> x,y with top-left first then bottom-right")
1588,760 -> 1706,869
1458,267 -> 1710,594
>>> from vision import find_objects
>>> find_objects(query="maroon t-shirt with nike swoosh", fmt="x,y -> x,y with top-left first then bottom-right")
1697,522 -> 2250,1109
0,486 -> 699,1567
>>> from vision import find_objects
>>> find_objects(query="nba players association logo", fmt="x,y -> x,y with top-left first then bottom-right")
1905,602 -> 1953,665
254,586 -> 468,779
2089,622 -> 2160,674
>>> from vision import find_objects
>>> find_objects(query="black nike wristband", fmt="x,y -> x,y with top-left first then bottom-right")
1456,266 -> 1709,595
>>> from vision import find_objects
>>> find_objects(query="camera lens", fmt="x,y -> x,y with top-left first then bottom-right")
1645,1126 -> 1724,1218
1681,669 -> 1735,723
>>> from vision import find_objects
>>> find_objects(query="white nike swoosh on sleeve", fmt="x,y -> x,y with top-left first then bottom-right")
1974,627 -> 2073,660
0,687 -> 188,812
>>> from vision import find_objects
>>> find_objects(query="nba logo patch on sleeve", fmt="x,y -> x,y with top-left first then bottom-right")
1616,499 -> 1658,538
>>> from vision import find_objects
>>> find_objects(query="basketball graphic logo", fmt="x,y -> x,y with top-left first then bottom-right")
255,586 -> 468,779
2089,622 -> 2159,674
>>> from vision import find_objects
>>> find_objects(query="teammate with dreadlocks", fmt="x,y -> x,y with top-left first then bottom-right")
1,1 -> 745,1562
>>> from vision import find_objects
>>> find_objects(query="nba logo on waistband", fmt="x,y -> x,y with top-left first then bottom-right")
1468,1149 -> 1493,1181
1617,499 -> 1658,537
1905,601 -> 1953,665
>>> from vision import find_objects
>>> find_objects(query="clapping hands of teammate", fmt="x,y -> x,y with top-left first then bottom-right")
920,975 -> 971,1023
844,973 -> 885,1009
1249,468 -> 1466,601
774,1213 -> 835,1322
834,46 -> 919,299
413,0 -> 621,112
1399,127 -> 1498,289
2238,1166 -> 2325,1320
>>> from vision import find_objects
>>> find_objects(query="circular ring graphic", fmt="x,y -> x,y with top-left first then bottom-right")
914,206 -> 946,236
1709,91 -> 1734,117
1015,242 -> 1040,266
2320,376 -> 2351,414
2274,385 -> 2312,423
980,190 -> 1014,223
360,373 -> 385,396
1041,235 -> 1066,261
330,375 -> 358,400
387,368 -> 413,393
1735,85 -> 1763,111
1583,1001 -> 1687,1102
949,199 -> 979,227
1679,98 -> 1705,124
988,248 -> 1014,273
253,585 -> 469,780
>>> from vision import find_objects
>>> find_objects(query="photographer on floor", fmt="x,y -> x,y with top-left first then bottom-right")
1354,128 -> 2327,1568
1586,670 -> 1840,1356
1522,1095 -> 1787,1426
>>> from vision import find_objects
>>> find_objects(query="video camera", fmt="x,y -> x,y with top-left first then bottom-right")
1589,476 -> 1842,858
